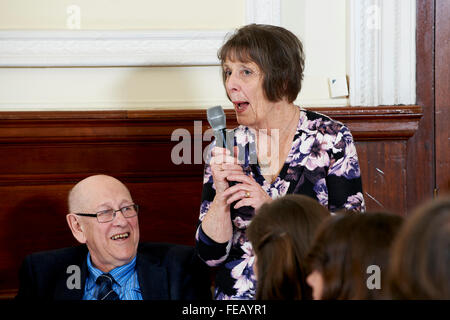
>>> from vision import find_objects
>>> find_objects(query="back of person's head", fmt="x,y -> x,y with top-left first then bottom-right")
247,194 -> 330,300
306,211 -> 404,300
388,196 -> 450,299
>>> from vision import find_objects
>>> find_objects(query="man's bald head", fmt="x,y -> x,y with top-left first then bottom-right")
66,174 -> 139,272
68,175 -> 132,213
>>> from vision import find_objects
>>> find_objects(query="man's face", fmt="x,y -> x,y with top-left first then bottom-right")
74,177 -> 140,272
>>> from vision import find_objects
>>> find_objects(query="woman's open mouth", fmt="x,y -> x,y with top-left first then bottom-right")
233,101 -> 249,113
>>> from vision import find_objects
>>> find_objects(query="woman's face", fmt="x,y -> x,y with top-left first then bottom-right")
306,270 -> 324,300
223,58 -> 273,129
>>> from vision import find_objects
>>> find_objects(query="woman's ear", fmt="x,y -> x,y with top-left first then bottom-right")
66,214 -> 87,244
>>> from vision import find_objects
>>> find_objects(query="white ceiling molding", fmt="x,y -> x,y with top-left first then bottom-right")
246,0 -> 281,25
348,0 -> 416,106
0,30 -> 228,67
0,0 -> 281,67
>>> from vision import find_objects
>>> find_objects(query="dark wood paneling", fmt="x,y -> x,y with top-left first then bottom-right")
0,106 -> 421,298
356,141 -> 407,214
407,0 -> 436,210
435,0 -> 450,195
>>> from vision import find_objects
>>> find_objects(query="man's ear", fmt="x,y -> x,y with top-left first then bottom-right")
66,214 -> 87,244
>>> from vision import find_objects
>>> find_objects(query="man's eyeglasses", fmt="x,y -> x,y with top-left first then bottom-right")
74,204 -> 139,223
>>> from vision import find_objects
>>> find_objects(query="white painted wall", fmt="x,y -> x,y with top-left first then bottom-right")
0,0 -> 245,29
0,0 -> 414,111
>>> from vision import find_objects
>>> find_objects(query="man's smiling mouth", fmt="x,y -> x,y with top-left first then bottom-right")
110,232 -> 130,240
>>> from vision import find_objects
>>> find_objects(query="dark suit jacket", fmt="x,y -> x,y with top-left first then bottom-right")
15,242 -> 212,300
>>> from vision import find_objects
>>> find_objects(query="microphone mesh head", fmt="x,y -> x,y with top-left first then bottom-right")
206,105 -> 226,130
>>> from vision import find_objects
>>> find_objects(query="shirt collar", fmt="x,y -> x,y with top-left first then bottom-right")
86,252 -> 137,288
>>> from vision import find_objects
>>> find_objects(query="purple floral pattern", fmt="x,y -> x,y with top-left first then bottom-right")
195,107 -> 365,300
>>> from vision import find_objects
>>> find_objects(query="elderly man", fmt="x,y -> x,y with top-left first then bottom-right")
16,175 -> 211,300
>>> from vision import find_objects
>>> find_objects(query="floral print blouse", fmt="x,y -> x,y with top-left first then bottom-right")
195,107 -> 365,300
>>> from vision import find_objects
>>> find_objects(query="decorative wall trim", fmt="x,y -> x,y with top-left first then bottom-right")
348,0 -> 416,106
0,98 -> 349,111
0,30 -> 228,67
0,106 -> 422,143
0,0 -> 281,67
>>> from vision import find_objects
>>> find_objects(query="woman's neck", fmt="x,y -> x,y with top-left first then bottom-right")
254,102 -> 300,182
251,101 -> 298,137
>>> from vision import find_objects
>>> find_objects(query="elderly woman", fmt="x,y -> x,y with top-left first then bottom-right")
195,24 -> 365,300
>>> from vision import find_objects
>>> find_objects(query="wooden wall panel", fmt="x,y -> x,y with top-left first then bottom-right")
0,106 -> 421,298
435,0 -> 450,195
356,141 -> 407,215
408,0 -> 436,210
0,184 -> 76,295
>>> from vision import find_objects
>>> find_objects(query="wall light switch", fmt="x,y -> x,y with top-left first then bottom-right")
328,76 -> 349,98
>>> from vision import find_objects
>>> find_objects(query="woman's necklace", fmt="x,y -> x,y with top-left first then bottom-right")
257,106 -> 299,174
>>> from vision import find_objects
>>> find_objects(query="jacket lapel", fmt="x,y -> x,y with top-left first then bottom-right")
54,247 -> 88,300
50,245 -> 169,300
136,252 -> 169,300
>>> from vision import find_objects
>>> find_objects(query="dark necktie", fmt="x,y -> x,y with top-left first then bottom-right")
96,273 -> 120,300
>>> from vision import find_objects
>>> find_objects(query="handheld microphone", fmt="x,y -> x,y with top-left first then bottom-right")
207,106 -> 254,216
206,106 -> 234,155
207,106 -> 237,187
206,105 -> 229,150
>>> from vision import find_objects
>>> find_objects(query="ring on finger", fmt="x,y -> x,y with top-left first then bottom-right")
244,191 -> 251,198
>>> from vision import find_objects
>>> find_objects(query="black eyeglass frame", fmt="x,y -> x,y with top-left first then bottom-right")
74,204 -> 139,223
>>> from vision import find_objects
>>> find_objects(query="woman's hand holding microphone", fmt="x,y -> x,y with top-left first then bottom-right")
210,147 -> 272,211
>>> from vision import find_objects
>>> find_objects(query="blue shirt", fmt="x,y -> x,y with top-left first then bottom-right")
83,252 -> 143,300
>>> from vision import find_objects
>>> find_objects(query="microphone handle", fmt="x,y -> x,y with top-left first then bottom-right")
216,129 -> 238,187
